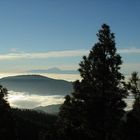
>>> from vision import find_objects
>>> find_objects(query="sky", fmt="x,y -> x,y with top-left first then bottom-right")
0,0 -> 140,81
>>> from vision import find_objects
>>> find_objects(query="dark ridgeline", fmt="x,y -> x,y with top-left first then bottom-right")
0,24 -> 140,140
0,75 -> 73,95
57,24 -> 128,140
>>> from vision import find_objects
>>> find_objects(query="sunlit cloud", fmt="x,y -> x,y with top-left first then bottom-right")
8,91 -> 64,109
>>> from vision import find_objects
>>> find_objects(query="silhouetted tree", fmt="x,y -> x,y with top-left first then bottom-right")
0,85 -> 16,140
11,108 -> 57,140
57,95 -> 89,140
125,72 -> 140,140
57,24 -> 128,140
127,72 -> 140,109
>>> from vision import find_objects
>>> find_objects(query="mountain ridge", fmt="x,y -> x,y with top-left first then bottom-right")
0,74 -> 73,96
33,104 -> 62,114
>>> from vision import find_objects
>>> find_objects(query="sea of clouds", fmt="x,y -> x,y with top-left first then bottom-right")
7,90 -> 134,110
7,90 -> 64,109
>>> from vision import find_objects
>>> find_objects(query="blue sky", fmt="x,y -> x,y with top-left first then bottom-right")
0,0 -> 140,80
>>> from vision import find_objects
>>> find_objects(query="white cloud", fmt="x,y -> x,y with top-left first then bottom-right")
0,49 -> 88,61
8,91 -> 64,109
121,63 -> 140,74
0,48 -> 140,61
7,90 -> 134,110
118,48 -> 140,54
10,48 -> 19,53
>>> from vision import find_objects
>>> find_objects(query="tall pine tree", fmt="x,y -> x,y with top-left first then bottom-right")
57,24 -> 128,140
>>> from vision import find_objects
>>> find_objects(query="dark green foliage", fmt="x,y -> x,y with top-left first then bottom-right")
11,108 -> 57,140
124,111 -> 140,140
127,72 -> 140,108
57,24 -> 128,140
57,95 -> 89,140
124,72 -> 140,140
0,85 -> 9,110
0,85 -> 16,140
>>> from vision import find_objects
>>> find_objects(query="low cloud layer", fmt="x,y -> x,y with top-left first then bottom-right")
7,90 -> 134,110
8,91 -> 64,109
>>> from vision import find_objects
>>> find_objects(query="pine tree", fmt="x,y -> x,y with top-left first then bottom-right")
0,85 -> 16,140
57,24 -> 128,140
128,72 -> 140,110
125,72 -> 140,140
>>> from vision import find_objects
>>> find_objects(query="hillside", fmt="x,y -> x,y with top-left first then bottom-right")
11,108 -> 57,140
0,75 -> 73,95
34,104 -> 62,114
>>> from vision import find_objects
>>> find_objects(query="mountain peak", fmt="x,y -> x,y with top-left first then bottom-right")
28,67 -> 78,74
0,75 -> 73,95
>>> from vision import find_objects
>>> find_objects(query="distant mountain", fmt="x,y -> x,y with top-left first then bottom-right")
0,75 -> 73,95
28,67 -> 79,74
34,104 -> 62,114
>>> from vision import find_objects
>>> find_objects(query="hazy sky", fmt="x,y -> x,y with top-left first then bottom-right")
0,0 -> 140,80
